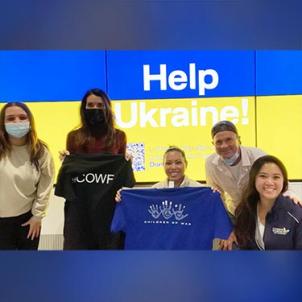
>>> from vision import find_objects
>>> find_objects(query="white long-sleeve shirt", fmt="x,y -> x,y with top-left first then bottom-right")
0,144 -> 54,218
152,176 -> 203,188
205,146 -> 265,215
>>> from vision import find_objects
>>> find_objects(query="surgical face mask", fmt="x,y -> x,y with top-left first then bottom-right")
84,109 -> 106,127
222,150 -> 240,166
5,121 -> 30,138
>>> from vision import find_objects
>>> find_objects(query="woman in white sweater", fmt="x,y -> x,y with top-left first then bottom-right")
0,102 -> 54,250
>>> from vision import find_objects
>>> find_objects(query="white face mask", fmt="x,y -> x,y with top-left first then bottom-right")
5,121 -> 30,138
222,150 -> 240,166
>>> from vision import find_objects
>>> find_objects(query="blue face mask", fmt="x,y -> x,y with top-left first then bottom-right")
5,122 -> 30,138
222,150 -> 240,166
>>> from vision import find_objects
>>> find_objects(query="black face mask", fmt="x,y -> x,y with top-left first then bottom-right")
84,109 -> 107,132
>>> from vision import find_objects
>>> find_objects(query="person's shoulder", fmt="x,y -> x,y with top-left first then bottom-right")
277,196 -> 302,221
205,152 -> 218,164
68,128 -> 81,137
185,177 -> 203,187
37,140 -> 51,155
41,142 -> 50,153
190,180 -> 203,187
66,128 -> 83,146
151,181 -> 166,188
115,128 -> 126,137
242,146 -> 266,158
242,146 -> 265,154
37,141 -> 54,164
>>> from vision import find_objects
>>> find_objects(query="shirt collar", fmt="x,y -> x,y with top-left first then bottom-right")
165,176 -> 189,188
211,146 -> 252,167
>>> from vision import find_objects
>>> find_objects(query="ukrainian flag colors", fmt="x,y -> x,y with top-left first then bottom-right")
0,51 -> 301,181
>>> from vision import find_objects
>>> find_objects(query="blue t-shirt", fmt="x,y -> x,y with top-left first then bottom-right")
111,187 -> 232,250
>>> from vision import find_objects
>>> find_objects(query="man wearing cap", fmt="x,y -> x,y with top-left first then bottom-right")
206,120 -> 301,250
205,120 -> 265,216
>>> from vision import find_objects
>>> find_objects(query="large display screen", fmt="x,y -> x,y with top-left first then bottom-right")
0,50 -> 301,182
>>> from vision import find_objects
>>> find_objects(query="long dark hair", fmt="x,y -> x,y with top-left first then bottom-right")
234,155 -> 288,247
70,88 -> 116,150
0,102 -> 47,170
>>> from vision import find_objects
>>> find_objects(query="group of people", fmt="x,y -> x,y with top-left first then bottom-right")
0,88 -> 301,250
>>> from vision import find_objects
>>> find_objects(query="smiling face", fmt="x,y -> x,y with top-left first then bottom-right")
255,162 -> 284,203
213,130 -> 240,159
163,150 -> 187,187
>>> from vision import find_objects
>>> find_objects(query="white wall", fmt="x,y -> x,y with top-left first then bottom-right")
289,182 -> 302,198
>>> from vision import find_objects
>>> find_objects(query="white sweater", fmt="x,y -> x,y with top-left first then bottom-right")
0,145 -> 54,218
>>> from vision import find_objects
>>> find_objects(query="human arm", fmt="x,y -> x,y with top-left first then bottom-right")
212,192 -> 236,250
59,130 -> 78,160
115,189 -> 122,202
58,150 -> 70,161
205,157 -> 224,193
31,148 -> 55,227
125,150 -> 133,161
219,231 -> 238,250
283,191 -> 302,206
294,217 -> 302,249
21,216 -> 42,240
66,130 -> 77,154
116,129 -> 127,155
115,187 -> 136,203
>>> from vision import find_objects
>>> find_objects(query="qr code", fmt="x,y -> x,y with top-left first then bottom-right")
127,143 -> 145,172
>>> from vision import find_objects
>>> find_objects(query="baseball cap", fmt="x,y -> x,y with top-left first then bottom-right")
211,120 -> 238,138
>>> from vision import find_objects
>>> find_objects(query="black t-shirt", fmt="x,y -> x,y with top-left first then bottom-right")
55,153 -> 135,206
55,153 -> 135,249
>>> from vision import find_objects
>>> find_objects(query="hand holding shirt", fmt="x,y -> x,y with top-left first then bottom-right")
111,187 -> 232,250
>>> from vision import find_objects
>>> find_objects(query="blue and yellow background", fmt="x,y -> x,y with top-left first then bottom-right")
0,50 -> 302,182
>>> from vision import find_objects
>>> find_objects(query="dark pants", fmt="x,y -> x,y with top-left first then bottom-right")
63,201 -> 124,250
0,211 -> 40,250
